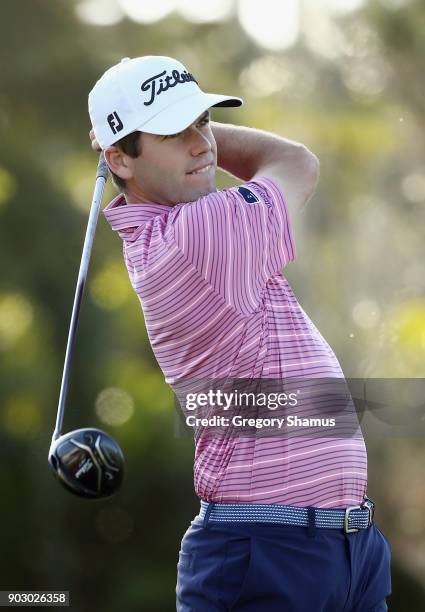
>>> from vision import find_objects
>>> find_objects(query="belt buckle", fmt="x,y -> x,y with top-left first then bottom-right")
344,506 -> 361,533
360,496 -> 375,527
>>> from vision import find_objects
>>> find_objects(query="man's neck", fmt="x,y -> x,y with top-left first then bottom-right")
123,188 -> 173,207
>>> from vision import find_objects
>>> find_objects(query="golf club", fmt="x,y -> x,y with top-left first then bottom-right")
48,152 -> 124,499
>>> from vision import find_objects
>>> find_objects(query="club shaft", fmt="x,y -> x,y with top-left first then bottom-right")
52,153 -> 109,442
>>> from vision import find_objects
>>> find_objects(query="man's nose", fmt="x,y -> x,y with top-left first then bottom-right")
189,127 -> 212,156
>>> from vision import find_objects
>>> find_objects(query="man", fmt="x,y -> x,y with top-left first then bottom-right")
88,55 -> 392,611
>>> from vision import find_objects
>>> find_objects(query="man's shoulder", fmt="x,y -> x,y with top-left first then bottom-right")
204,176 -> 279,208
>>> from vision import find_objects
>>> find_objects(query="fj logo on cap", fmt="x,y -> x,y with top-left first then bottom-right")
141,69 -> 198,107
107,111 -> 124,135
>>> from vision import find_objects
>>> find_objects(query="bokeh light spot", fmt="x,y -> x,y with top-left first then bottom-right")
90,260 -> 132,310
394,300 -> 425,348
177,0 -> 233,23
352,299 -> 381,329
238,0 -> 299,51
341,56 -> 390,99
61,156 -> 103,213
95,387 -> 135,426
303,9 -> 341,60
118,0 -> 176,23
240,56 -> 296,98
0,293 -> 33,350
0,166 -> 17,210
3,396 -> 40,438
76,0 -> 124,25
402,173 -> 425,204
317,0 -> 365,15
336,20 -> 381,59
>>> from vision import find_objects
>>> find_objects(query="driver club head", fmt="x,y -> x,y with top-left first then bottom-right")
48,428 -> 124,499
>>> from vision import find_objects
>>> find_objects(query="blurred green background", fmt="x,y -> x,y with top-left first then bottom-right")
1,0 -> 424,609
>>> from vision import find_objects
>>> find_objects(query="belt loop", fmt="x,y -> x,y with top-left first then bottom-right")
203,502 -> 215,529
307,506 -> 316,538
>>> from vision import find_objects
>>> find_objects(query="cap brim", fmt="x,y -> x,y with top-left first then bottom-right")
135,91 -> 243,136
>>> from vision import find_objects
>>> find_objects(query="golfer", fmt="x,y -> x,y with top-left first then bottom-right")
88,56 -> 392,611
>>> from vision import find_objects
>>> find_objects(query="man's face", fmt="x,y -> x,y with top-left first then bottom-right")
124,110 -> 217,205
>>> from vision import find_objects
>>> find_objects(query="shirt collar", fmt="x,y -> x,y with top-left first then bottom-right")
103,193 -> 174,240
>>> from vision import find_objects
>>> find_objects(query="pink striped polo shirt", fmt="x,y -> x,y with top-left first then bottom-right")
103,176 -> 368,509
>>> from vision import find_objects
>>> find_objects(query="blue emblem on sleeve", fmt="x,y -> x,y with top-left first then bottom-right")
237,186 -> 260,204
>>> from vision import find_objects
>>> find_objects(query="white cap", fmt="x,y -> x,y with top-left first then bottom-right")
88,55 -> 243,149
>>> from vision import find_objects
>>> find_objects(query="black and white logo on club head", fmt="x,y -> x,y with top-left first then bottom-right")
107,111 -> 124,135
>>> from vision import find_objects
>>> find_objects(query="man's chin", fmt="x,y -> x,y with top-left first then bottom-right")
186,183 -> 217,202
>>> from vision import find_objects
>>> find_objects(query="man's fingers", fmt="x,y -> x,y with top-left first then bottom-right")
89,128 -> 101,152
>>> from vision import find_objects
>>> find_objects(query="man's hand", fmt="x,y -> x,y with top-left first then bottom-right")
89,128 -> 102,152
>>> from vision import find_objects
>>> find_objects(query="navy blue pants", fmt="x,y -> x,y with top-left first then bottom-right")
176,514 -> 392,611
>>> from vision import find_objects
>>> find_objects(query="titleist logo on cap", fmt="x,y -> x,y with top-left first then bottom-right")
141,69 -> 198,106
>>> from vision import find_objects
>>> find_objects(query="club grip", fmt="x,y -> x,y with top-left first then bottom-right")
96,151 -> 109,180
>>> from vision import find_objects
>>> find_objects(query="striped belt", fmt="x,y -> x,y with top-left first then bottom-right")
197,497 -> 375,534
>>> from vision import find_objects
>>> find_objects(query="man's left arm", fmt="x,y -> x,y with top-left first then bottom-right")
211,121 -> 319,218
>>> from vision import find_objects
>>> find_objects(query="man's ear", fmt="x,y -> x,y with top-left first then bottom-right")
104,146 -> 133,181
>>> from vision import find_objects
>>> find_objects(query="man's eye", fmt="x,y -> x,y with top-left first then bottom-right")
163,117 -> 209,140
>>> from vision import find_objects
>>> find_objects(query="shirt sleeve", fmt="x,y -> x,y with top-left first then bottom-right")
170,175 -> 296,315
